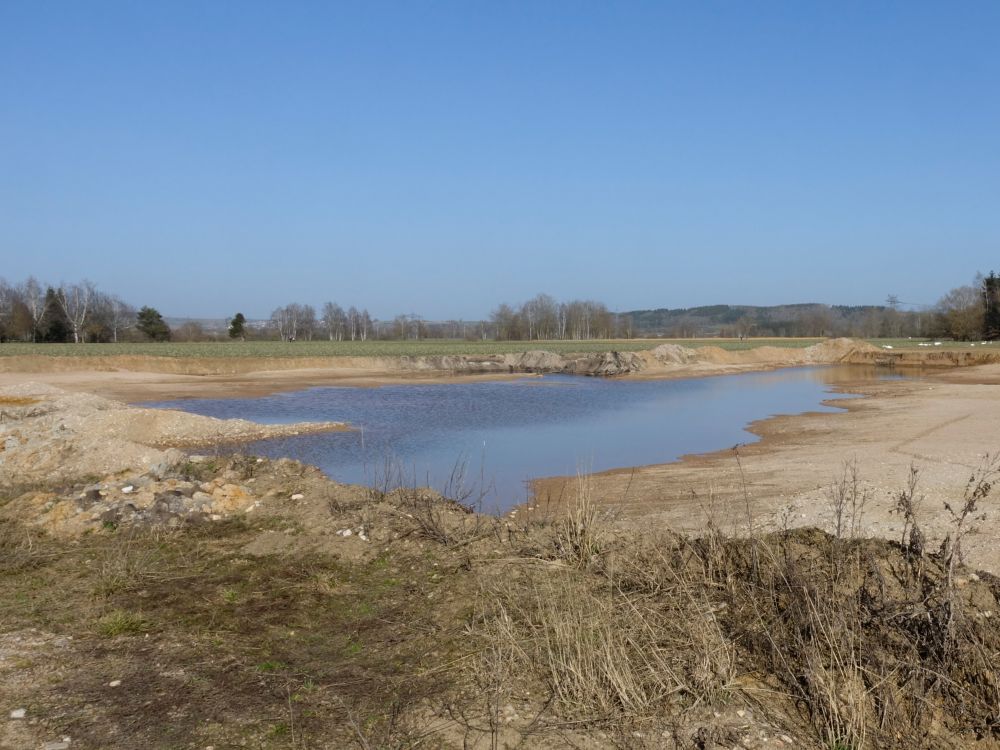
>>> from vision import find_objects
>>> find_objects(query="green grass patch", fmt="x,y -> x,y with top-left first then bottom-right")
0,336 -> 831,358
97,609 -> 149,637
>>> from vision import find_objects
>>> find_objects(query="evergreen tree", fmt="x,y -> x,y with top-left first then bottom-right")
136,306 -> 171,342
228,312 -> 247,340
983,272 -> 1000,340
39,287 -> 71,342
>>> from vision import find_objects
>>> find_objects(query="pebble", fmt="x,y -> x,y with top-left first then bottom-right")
290,493 -> 304,500
9,708 -> 25,719
109,680 -> 121,687
121,485 -> 134,494
43,742 -> 71,750
337,529 -> 353,537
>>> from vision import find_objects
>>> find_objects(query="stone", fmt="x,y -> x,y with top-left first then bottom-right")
42,742 -> 71,750
290,493 -> 304,500
9,708 -> 26,719
121,485 -> 134,494
109,679 -> 121,687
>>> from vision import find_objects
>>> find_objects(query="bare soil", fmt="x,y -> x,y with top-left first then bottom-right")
534,362 -> 1000,573
4,353 -> 1000,748
0,337 -> 977,402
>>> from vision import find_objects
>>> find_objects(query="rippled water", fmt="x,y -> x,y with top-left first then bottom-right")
147,366 -> 894,511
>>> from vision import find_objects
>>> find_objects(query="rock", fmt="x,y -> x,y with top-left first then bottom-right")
109,679 -> 121,687
9,708 -> 26,719
210,484 -> 253,513
43,742 -> 71,750
121,485 -> 134,494
290,493 -> 304,500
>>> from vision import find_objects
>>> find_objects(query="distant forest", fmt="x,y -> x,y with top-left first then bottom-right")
1,273 -> 997,343
627,302 -> 924,339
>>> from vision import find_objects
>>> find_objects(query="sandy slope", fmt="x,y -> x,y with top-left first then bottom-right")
533,363 -> 1000,572
0,338 -> 898,401
0,382 -> 345,485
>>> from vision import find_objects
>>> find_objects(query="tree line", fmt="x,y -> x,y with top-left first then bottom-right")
0,276 -> 140,343
490,294 -> 632,340
4,273 -> 999,344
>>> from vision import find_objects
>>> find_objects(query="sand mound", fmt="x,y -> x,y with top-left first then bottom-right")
804,337 -> 881,362
650,343 -> 696,364
504,350 -> 568,372
0,382 -> 345,486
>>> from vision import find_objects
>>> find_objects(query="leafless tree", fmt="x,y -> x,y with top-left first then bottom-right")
106,296 -> 136,343
270,306 -> 295,341
17,277 -> 47,342
0,278 -> 13,340
937,285 -> 984,340
321,302 -> 347,341
56,280 -> 96,343
299,304 -> 317,341
359,309 -> 371,341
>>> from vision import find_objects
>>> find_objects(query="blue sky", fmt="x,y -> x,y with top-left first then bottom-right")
2,1 -> 998,319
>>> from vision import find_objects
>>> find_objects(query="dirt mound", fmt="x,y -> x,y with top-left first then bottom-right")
0,383 -> 345,487
688,344 -> 746,364
650,343 -> 696,364
804,337 -> 881,362
503,350 -> 569,372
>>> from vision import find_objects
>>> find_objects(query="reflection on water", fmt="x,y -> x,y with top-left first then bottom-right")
147,366 -> 897,512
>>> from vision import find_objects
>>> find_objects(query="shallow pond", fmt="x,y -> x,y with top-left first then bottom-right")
148,366 -> 896,511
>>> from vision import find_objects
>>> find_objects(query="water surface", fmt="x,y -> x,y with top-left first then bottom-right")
148,366 -> 891,511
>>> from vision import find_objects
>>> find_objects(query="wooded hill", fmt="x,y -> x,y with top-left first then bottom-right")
624,303 -> 926,338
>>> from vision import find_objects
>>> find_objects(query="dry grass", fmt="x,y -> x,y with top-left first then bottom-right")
463,469 -> 1000,748
7,455 -> 1000,748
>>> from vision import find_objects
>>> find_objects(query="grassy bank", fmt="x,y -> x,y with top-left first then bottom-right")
3,455 -> 1000,748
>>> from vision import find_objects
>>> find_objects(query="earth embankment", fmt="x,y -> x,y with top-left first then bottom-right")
0,337 -> 975,401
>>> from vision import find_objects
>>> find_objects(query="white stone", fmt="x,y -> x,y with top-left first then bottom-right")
10,708 -> 26,719
121,485 -> 134,494
109,680 -> 122,687
290,493 -> 304,500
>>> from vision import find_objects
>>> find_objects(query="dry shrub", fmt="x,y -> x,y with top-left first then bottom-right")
477,568 -> 685,721
607,532 -> 736,699
94,526 -> 180,597
0,518 -> 44,574
552,474 -> 616,567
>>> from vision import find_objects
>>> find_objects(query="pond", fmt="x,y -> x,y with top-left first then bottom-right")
147,366 -> 895,511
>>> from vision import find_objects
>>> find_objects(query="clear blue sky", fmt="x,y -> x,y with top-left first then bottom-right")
2,1 -> 998,319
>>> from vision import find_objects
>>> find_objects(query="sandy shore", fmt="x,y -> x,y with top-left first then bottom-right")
533,363 -> 1000,572
0,338 -> 937,401
4,343 -> 1000,571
